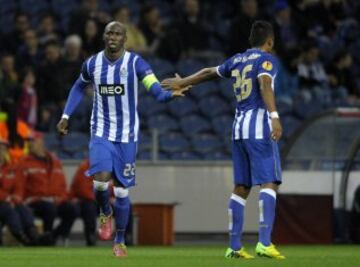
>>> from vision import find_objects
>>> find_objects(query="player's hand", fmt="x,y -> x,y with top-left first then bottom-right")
271,118 -> 282,141
161,73 -> 186,91
171,84 -> 191,97
57,118 -> 69,135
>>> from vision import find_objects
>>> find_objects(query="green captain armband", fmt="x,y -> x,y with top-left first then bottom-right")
142,74 -> 159,91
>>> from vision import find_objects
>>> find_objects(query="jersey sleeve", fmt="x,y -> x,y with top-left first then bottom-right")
135,56 -> 154,81
256,55 -> 278,78
80,59 -> 91,83
216,57 -> 233,78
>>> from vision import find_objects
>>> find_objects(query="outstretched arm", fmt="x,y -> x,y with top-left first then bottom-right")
161,67 -> 218,90
258,75 -> 282,141
57,78 -> 88,135
142,74 -> 188,102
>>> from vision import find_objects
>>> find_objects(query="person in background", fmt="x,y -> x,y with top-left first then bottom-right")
37,13 -> 62,46
16,131 -> 77,245
36,40 -> 67,110
70,160 -> 97,246
113,5 -> 149,55
68,0 -> 111,36
228,0 -> 260,56
81,19 -> 103,58
17,68 -> 38,128
0,53 -> 21,104
297,40 -> 329,103
327,49 -> 358,101
175,0 -> 210,58
63,35 -> 84,91
16,29 -> 43,69
1,12 -> 31,54
0,100 -> 32,163
0,137 -> 38,246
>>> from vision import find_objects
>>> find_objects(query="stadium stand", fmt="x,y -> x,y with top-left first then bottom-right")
0,0 -> 359,160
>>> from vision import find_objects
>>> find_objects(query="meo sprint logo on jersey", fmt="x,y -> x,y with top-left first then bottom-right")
262,61 -> 273,71
99,84 -> 125,96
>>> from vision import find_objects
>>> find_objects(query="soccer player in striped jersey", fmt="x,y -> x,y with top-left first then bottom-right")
57,21 -> 188,257
162,20 -> 285,259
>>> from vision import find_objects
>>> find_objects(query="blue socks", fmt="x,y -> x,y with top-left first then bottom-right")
258,188 -> 277,246
228,193 -> 246,251
114,196 -> 130,244
93,181 -> 112,216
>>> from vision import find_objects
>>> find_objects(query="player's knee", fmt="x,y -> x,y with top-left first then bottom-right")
93,172 -> 112,183
260,182 -> 279,192
93,180 -> 110,191
233,185 -> 251,199
113,187 -> 129,198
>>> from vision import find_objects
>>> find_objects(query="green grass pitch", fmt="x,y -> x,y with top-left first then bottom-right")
0,245 -> 359,267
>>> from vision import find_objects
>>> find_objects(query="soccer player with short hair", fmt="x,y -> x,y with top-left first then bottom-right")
57,21 -> 188,257
162,20 -> 285,259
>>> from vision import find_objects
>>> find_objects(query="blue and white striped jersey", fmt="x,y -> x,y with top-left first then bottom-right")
80,50 -> 151,143
216,48 -> 278,140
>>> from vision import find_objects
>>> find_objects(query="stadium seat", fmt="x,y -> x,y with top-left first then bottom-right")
281,115 -> 302,139
211,115 -> 233,137
138,95 -> 167,117
170,151 -> 201,160
167,97 -> 198,118
44,133 -> 61,151
277,98 -> 293,116
189,81 -> 218,100
60,132 -> 89,154
0,0 -> 16,14
218,79 -> 234,101
159,132 -> 190,153
176,58 -> 205,76
199,95 -> 230,118
19,0 -> 50,15
137,151 -> 151,160
51,0 -> 79,16
0,14 -> 14,34
203,150 -> 230,160
190,133 -> 223,155
147,114 -> 179,133
147,57 -> 176,80
180,115 -> 212,137
293,100 -> 324,119
138,132 -> 151,153
56,150 -> 74,160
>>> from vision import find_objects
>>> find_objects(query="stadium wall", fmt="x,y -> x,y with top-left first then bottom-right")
63,161 -> 360,233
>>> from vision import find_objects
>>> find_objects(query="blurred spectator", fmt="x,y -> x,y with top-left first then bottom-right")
113,6 -> 149,55
1,12 -> 30,54
0,100 -> 32,163
17,68 -> 38,128
273,0 -> 300,56
36,105 -> 58,133
0,137 -> 38,246
0,54 -> 20,104
81,19 -> 103,58
297,41 -> 330,102
228,0 -> 260,56
17,132 -> 77,245
37,13 -> 62,46
16,29 -> 43,69
70,160 -> 97,246
68,0 -> 111,36
175,0 -> 210,58
139,4 -> 163,50
36,40 -> 67,110
63,35 -> 83,91
276,47 -> 301,103
327,49 -> 359,100
139,3 -> 183,61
